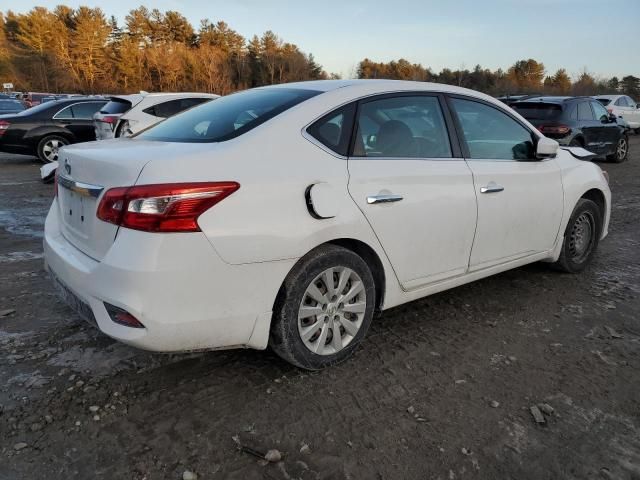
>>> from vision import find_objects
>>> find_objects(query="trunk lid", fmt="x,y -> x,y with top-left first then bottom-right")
56,139 -> 208,260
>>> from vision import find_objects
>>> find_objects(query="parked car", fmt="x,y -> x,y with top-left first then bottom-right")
511,96 -> 629,162
0,97 -> 106,162
0,99 -> 26,115
594,95 -> 640,132
93,94 -> 145,140
44,80 -> 611,369
23,92 -> 56,108
113,93 -> 218,137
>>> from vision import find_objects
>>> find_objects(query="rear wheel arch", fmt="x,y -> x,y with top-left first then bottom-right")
570,135 -> 585,147
273,239 -> 386,314
326,238 -> 386,311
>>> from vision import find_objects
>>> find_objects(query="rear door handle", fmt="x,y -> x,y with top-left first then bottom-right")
480,183 -> 504,194
367,194 -> 403,204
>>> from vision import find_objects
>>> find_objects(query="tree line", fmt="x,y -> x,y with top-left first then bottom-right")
0,6 -> 330,94
357,58 -> 640,98
1,6 -> 638,99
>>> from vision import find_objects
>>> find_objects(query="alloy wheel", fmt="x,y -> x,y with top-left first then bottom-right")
297,267 -> 367,356
42,139 -> 64,162
616,137 -> 627,161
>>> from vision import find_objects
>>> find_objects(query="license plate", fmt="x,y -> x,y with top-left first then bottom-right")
59,189 -> 92,235
50,271 -> 97,327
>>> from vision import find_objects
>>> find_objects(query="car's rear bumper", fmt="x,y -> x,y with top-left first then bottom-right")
43,201 -> 294,352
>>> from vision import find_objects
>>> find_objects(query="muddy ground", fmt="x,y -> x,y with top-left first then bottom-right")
0,137 -> 639,480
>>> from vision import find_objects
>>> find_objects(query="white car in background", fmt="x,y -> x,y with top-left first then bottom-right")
114,93 -> 218,138
594,95 -> 640,132
94,94 -> 145,140
44,80 -> 610,370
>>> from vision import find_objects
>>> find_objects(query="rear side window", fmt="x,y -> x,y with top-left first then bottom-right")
512,102 -> 563,120
101,99 -> 132,114
352,95 -> 452,158
578,102 -> 594,121
55,102 -> 106,119
591,101 -> 609,122
306,104 -> 355,156
615,97 -> 628,107
143,97 -> 212,118
450,98 -> 534,161
139,88 -> 320,143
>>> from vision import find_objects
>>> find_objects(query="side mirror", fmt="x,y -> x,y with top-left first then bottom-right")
536,136 -> 559,159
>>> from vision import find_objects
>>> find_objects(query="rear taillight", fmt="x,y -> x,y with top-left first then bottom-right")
96,182 -> 240,233
538,125 -> 570,135
0,120 -> 10,136
99,116 -> 118,125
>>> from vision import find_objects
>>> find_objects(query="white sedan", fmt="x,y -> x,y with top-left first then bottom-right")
594,94 -> 640,131
44,80 -> 611,369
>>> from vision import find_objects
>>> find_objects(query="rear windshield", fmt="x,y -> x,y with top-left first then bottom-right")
595,98 -> 611,106
512,102 -> 563,120
139,88 -> 320,143
100,99 -> 132,114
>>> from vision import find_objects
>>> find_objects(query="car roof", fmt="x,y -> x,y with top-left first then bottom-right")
593,94 -> 620,99
143,92 -> 219,98
512,96 -> 596,105
263,79 -> 504,105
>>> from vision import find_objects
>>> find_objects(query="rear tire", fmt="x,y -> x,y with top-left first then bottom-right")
37,135 -> 69,164
269,245 -> 376,370
553,199 -> 602,273
607,135 -> 628,163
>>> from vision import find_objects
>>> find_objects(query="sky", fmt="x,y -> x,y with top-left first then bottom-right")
9,0 -> 640,80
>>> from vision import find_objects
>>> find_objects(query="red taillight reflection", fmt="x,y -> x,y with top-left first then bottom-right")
96,182 -> 240,233
99,116 -> 118,125
0,120 -> 10,136
538,125 -> 570,135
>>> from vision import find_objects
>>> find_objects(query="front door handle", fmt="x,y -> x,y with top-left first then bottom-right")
367,194 -> 403,204
480,183 -> 504,194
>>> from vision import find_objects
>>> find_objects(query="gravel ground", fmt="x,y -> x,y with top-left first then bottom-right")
0,138 -> 639,480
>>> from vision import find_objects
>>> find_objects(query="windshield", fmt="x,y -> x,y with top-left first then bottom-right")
139,88 -> 320,143
512,102 -> 563,120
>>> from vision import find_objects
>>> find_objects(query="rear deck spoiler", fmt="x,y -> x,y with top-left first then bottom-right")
559,146 -> 597,161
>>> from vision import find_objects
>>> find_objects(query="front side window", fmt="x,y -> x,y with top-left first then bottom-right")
139,88 -> 320,143
450,98 -> 534,160
591,101 -> 609,122
306,104 -> 355,156
578,102 -> 594,121
352,95 -> 452,158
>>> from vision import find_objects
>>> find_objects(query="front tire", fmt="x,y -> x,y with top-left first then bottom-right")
37,135 -> 69,163
607,135 -> 628,163
553,199 -> 602,273
269,245 -> 376,370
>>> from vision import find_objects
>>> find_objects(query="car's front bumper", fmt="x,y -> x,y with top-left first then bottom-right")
43,201 -> 294,352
